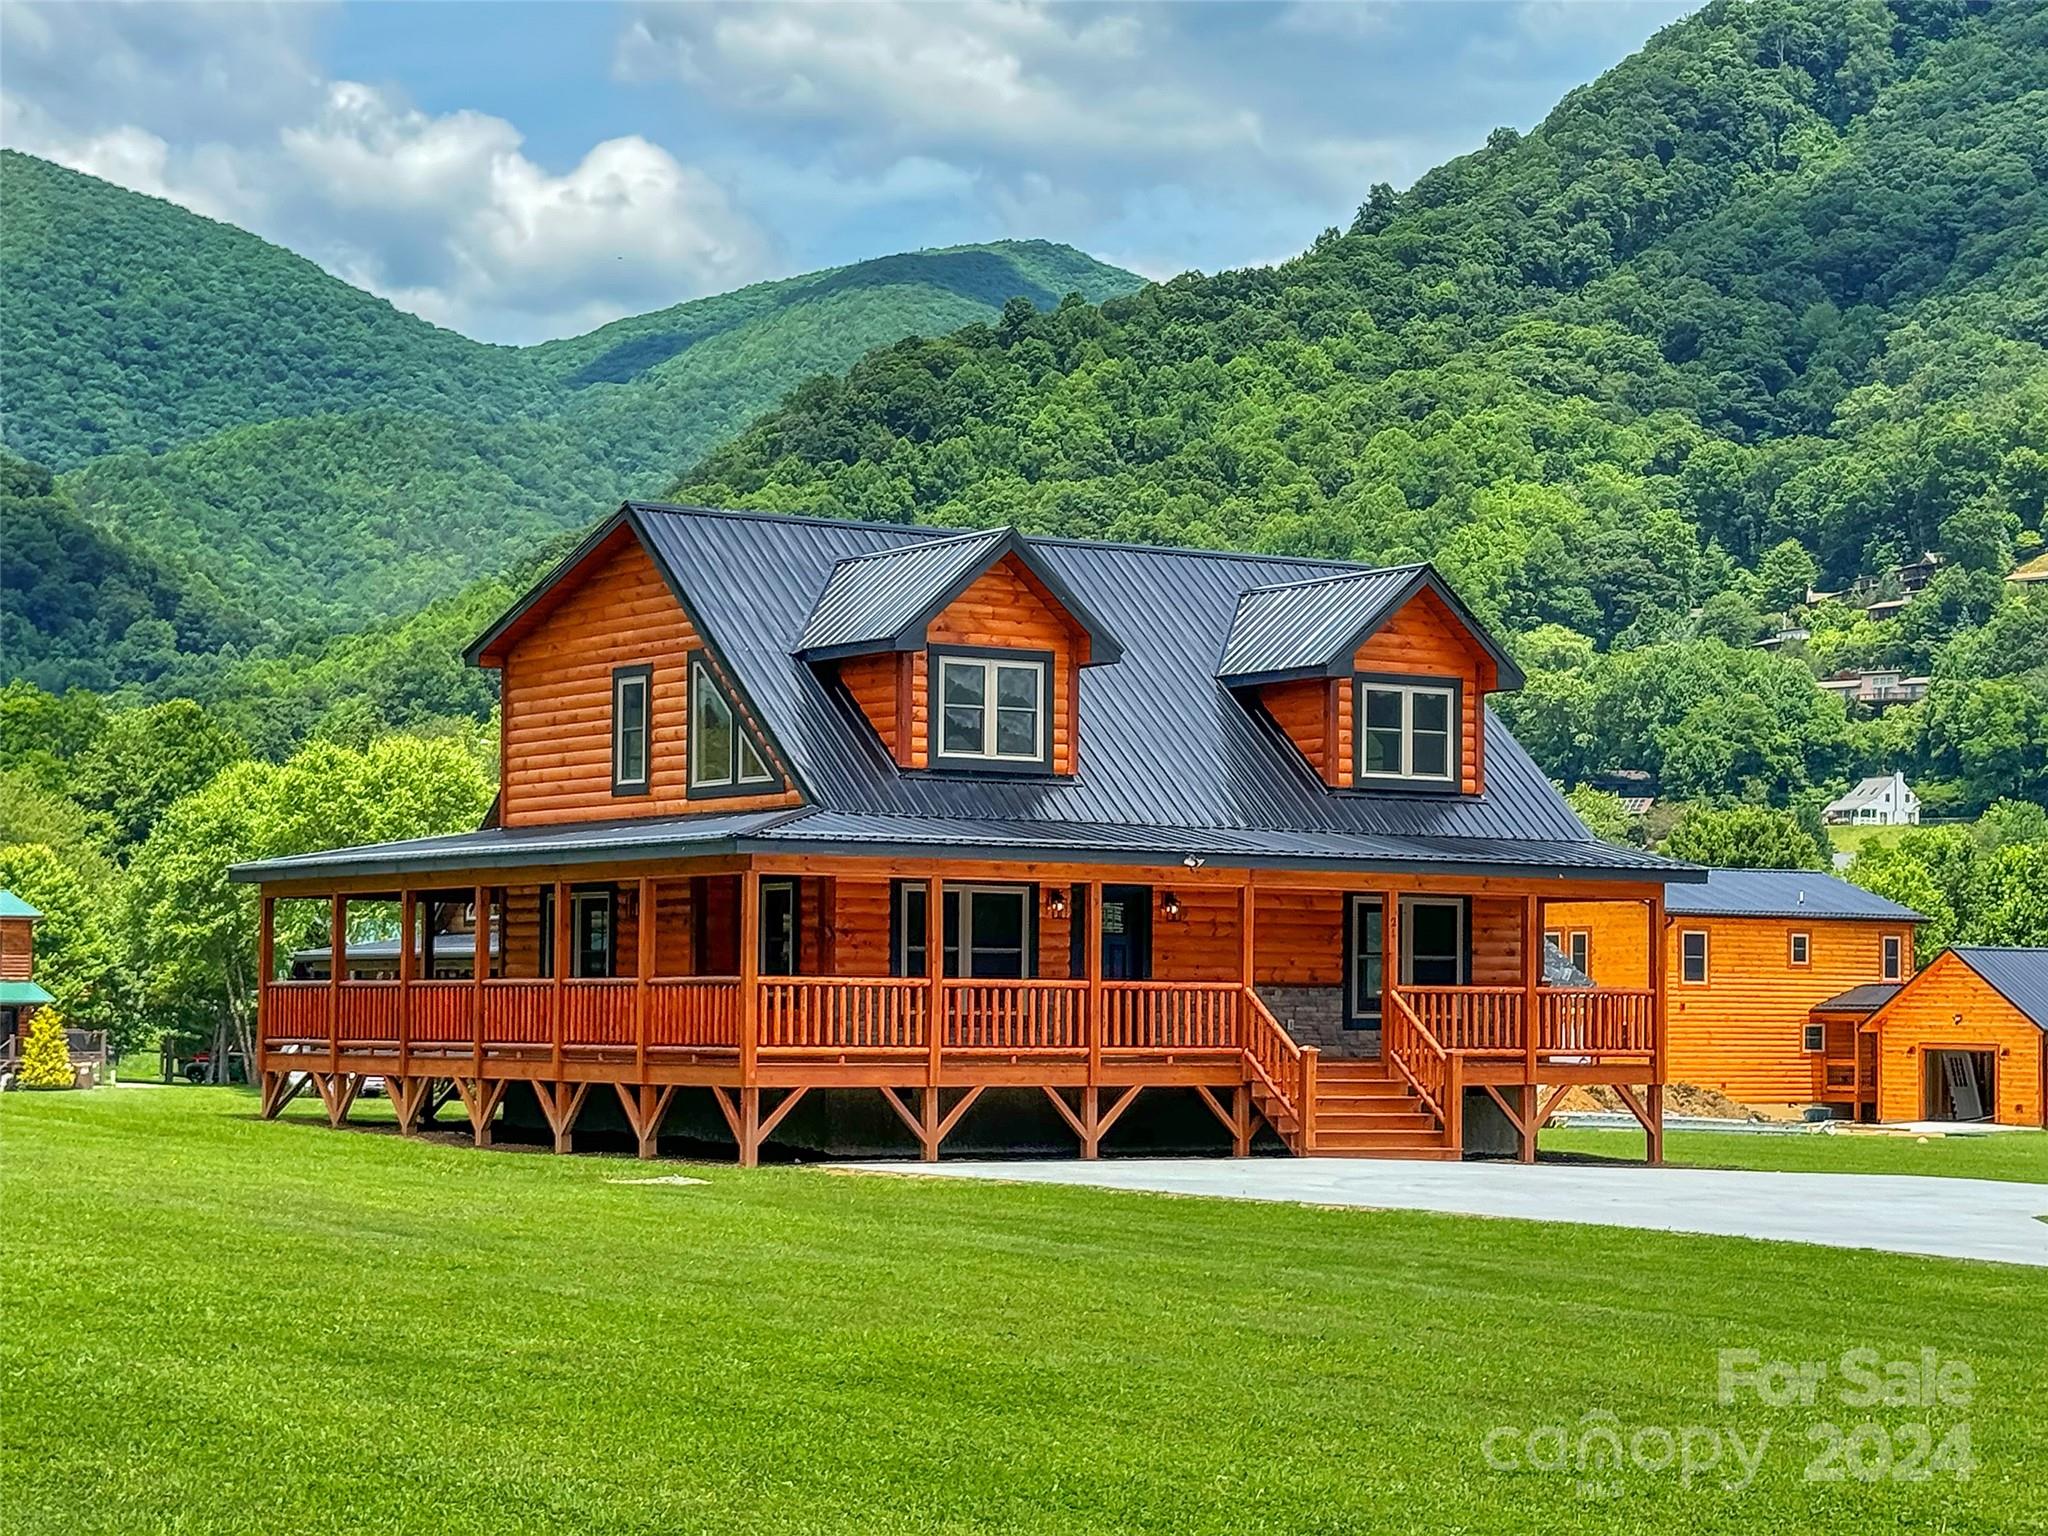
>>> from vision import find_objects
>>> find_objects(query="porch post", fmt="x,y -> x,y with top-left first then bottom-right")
1519,893 -> 1540,1162
1380,890 -> 1400,1037
738,867 -> 761,1166
398,887 -> 416,1089
1084,878 -> 1104,1158
471,885 -> 488,1074
327,893 -> 344,1074
256,893 -> 274,1076
550,879 -> 569,1077
1646,890 -> 1666,1166
636,876 -> 655,1084
923,873 -> 943,1161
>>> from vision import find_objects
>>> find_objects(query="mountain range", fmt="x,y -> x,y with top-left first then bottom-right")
1,147 -> 1139,682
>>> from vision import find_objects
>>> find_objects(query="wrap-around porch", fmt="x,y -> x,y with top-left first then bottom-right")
255,856 -> 1668,1163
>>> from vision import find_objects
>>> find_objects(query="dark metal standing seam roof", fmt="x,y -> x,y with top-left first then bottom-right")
232,504 -> 1700,885
1215,567 -> 1423,681
1811,983 -> 1903,1014
1664,869 -> 1922,921
1951,948 -> 2048,1030
796,529 -> 1008,654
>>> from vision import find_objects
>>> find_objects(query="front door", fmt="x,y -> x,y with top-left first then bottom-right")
1345,895 -> 1468,1031
1099,885 -> 1152,980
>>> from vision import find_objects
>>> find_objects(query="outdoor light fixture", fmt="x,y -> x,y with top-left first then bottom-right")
1161,891 -> 1183,922
1182,853 -> 1206,871
1048,887 -> 1070,920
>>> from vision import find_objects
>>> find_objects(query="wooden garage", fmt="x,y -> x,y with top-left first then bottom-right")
1865,948 -> 2048,1127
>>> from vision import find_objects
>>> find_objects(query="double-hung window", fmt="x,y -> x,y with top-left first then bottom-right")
1882,934 -> 1903,982
611,665 -> 651,796
934,651 -> 1048,769
1355,679 -> 1456,786
1680,930 -> 1709,984
688,657 -> 774,795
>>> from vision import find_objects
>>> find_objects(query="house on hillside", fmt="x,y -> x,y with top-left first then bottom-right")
2008,550 -> 2048,587
232,503 -> 1701,1165
1865,949 -> 2048,1126
1547,869 -> 1918,1118
1817,670 -> 1929,712
1824,771 -> 1920,826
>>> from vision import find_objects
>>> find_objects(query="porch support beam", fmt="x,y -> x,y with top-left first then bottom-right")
614,1081 -> 677,1160
635,875 -> 655,1084
258,1068 -> 306,1120
533,1079 -> 590,1154
327,893 -> 344,1074
472,884 -> 489,1075
550,879 -> 569,1076
1520,893 -> 1541,1162
452,1076 -> 507,1146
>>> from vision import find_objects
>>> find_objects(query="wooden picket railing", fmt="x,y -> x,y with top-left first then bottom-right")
648,979 -> 740,1048
1534,988 -> 1656,1057
562,979 -> 635,1047
1401,986 -> 1524,1054
262,981 -> 328,1046
410,980 -> 471,1044
480,979 -> 552,1046
1242,987 -> 1313,1153
942,979 -> 1085,1051
1099,981 -> 1239,1051
336,981 -> 398,1046
757,977 -> 928,1052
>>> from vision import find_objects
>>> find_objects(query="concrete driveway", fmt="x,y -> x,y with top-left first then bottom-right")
851,1158 -> 2048,1267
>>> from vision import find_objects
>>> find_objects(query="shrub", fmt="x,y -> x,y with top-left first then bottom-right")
16,1007 -> 74,1089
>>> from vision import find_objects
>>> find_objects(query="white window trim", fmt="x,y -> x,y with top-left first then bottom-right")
934,654 -> 1047,765
612,670 -> 650,791
1882,934 -> 1903,982
1680,929 -> 1709,984
689,658 -> 775,791
1355,681 -> 1457,785
1789,931 -> 1811,967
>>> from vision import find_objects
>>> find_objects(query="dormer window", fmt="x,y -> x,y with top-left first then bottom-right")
1355,678 -> 1458,787
934,650 -> 1049,770
611,665 -> 651,796
689,658 -> 775,796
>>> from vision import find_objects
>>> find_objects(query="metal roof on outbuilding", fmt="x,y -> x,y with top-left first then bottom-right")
1664,869 -> 1920,921
0,890 -> 43,920
1811,982 -> 1903,1014
1951,948 -> 2048,1030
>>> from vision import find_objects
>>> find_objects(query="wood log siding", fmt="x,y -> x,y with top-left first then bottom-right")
496,537 -> 798,825
1548,902 -> 1918,1105
0,918 -> 32,980
1871,954 -> 2046,1127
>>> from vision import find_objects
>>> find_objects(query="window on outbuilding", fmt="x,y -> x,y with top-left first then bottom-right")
1789,931 -> 1811,967
1882,934 -> 1903,982
1680,930 -> 1708,984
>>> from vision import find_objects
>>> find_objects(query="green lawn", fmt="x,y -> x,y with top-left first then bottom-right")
1542,1126 -> 2048,1184
4,1090 -> 2044,1535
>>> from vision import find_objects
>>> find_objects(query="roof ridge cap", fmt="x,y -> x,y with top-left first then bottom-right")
1234,562 -> 1426,598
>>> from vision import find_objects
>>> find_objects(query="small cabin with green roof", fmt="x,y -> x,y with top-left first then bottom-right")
0,889 -> 55,1038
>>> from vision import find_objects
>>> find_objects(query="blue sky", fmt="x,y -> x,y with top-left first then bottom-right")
1,1 -> 1693,344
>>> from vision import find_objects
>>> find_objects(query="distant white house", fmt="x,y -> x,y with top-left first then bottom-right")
1824,771 -> 1921,827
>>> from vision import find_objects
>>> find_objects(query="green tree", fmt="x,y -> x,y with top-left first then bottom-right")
1757,539 -> 1820,613
1661,805 -> 1827,870
69,700 -> 247,853
0,843 -> 131,1045
1563,785 -> 1641,847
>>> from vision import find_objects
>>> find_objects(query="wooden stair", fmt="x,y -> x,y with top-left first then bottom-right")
1303,1056 -> 1460,1159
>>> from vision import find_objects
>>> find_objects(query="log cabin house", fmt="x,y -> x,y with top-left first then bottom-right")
0,889 -> 54,1040
1547,869 -> 1919,1117
232,504 -> 1700,1163
1863,949 -> 2048,1127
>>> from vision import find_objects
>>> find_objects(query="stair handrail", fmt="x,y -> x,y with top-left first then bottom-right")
1383,989 -> 1450,1125
1240,987 -> 1308,1154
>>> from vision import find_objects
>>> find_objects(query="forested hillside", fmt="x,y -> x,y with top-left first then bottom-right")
0,149 -> 1139,668
679,0 -> 2047,820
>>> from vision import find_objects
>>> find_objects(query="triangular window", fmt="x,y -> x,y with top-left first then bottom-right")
689,657 -> 778,796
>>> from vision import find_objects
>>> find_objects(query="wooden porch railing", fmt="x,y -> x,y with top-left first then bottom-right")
336,981 -> 398,1047
1534,988 -> 1656,1057
262,981 -> 328,1045
1099,981 -> 1239,1050
647,979 -> 740,1048
562,979 -> 635,1047
757,977 -> 929,1051
1242,988 -> 1313,1154
481,979 -> 552,1046
1395,986 -> 1658,1060
410,980 -> 471,1044
942,979 -> 1085,1051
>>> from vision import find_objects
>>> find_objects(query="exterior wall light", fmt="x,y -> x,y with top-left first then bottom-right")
1161,891 -> 1183,922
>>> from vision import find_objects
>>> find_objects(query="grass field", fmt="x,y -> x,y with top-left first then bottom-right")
4,1089 -> 2044,1535
1542,1126 -> 2048,1183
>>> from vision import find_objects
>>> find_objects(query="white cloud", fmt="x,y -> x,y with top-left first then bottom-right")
0,2 -> 774,342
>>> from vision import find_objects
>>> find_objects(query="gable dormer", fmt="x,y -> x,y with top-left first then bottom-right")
1218,565 -> 1522,796
796,528 -> 1121,776
466,512 -> 797,826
